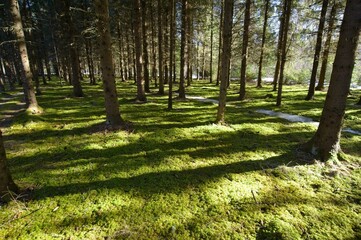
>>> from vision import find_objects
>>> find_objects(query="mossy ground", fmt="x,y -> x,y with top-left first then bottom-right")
0,79 -> 360,239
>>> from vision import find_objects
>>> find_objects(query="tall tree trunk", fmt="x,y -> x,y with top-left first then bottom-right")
239,0 -> 251,100
276,0 -> 292,106
158,0 -> 164,94
316,2 -> 336,91
272,0 -> 287,92
116,22 -> 125,82
257,0 -> 270,88
303,0 -> 361,161
134,0 -> 147,102
150,0 -> 157,85
9,0 -> 42,113
178,0 -> 188,99
209,0 -> 214,83
168,0 -> 175,110
94,0 -> 124,129
306,0 -> 329,100
164,1 -> 170,85
216,0 -> 224,86
216,0 -> 234,124
0,130 -> 19,202
141,0 -> 150,92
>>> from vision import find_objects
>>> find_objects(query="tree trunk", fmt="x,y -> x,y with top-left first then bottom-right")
134,0 -> 147,102
276,0 -> 292,106
168,0 -> 175,110
141,0 -> 150,93
239,0 -> 251,100
158,0 -> 164,94
305,0 -> 329,100
178,0 -> 188,99
0,130 -> 19,202
150,0 -> 157,85
272,0 -> 287,92
304,0 -> 361,161
216,0 -> 234,124
316,2 -> 336,91
9,0 -> 42,113
257,0 -> 270,88
209,0 -> 214,83
94,0 -> 124,129
216,0 -> 224,86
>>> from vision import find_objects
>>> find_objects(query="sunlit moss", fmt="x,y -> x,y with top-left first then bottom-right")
0,80 -> 360,239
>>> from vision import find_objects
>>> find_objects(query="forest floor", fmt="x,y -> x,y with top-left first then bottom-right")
0,79 -> 360,239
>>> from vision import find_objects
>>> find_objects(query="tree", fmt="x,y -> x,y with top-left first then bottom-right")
0,130 -> 19,202
178,0 -> 188,99
157,0 -> 164,95
9,0 -> 42,114
239,0 -> 251,100
276,0 -> 292,106
256,0 -> 270,88
303,0 -> 361,161
60,0 -> 84,97
168,0 -> 175,110
94,0 -> 124,129
315,2 -> 336,91
134,0 -> 147,102
305,0 -> 329,100
216,0 -> 233,124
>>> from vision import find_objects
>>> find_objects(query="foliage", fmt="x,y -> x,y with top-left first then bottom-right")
0,79 -> 360,239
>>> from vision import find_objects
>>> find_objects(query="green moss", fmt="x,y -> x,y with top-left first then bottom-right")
0,80 -> 360,239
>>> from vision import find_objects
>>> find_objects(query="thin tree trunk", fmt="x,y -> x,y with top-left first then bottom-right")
276,0 -> 292,106
216,0 -> 224,86
9,0 -> 42,113
158,0 -> 164,94
239,0 -> 251,100
257,0 -> 270,88
306,0 -> 329,100
216,0 -> 233,124
134,0 -> 147,102
179,0 -> 188,99
168,0 -> 175,110
304,0 -> 361,161
150,0 -> 157,85
209,0 -> 214,83
94,0 -> 124,129
141,0 -> 150,92
316,2 -> 336,91
272,0 -> 287,92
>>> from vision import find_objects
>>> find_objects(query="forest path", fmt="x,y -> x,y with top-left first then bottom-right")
0,92 -> 26,128
185,94 -> 361,136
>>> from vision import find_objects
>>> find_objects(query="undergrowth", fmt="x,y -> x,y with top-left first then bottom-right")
0,79 -> 360,239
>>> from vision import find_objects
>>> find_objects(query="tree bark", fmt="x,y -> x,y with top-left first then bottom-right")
178,0 -> 188,99
216,0 -> 224,86
276,0 -> 292,106
9,0 -> 42,113
0,130 -> 19,202
239,0 -> 251,100
168,0 -> 175,110
209,0 -> 214,83
257,0 -> 270,88
94,0 -> 124,129
304,0 -> 361,161
158,0 -> 164,94
141,0 -> 150,93
306,0 -> 329,100
216,0 -> 234,124
134,0 -> 147,102
316,2 -> 336,91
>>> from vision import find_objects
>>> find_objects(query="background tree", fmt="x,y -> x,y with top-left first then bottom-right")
9,0 -> 42,114
305,0 -> 329,100
239,0 -> 251,100
94,0 -> 124,129
216,0 -> 233,124
303,0 -> 361,161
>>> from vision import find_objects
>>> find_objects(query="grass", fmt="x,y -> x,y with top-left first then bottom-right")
0,79 -> 360,239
